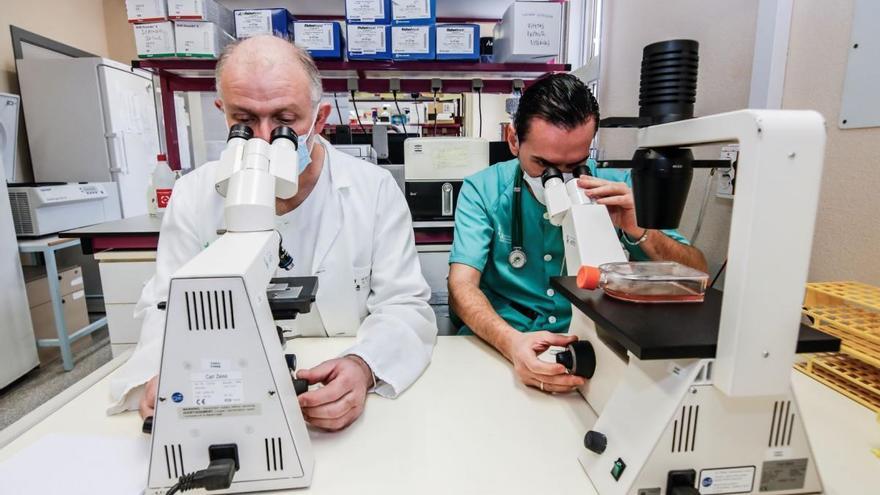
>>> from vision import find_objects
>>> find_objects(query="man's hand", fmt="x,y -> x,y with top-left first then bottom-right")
139,375 -> 159,420
503,331 -> 586,393
577,176 -> 641,237
296,355 -> 373,431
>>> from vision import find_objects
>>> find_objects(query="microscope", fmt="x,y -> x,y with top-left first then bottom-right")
145,125 -> 316,494
546,40 -> 839,494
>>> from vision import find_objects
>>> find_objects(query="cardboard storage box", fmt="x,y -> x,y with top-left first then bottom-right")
30,291 -> 92,364
24,265 -> 84,308
175,21 -> 235,58
391,25 -> 435,61
293,22 -> 344,59
436,24 -> 480,61
234,8 -> 296,40
168,0 -> 234,34
134,21 -> 176,58
346,0 -> 391,24
125,0 -> 168,23
391,0 -> 435,25
347,24 -> 392,60
492,1 -> 562,63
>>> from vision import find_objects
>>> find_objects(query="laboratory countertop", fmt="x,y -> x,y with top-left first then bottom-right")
61,214 -> 162,254
0,337 -> 878,494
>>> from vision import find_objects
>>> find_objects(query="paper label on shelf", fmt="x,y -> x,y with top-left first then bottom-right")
437,26 -> 474,54
392,0 -> 429,20
347,0 -> 385,21
699,466 -> 755,494
392,26 -> 429,54
235,10 -> 273,38
349,25 -> 386,54
191,370 -> 243,406
70,276 -> 84,287
294,23 -> 335,50
71,290 -> 85,300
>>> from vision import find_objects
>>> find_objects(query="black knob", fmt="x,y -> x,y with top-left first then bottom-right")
157,301 -> 167,310
227,124 -> 253,141
293,379 -> 309,396
572,164 -> 592,178
541,166 -> 564,186
555,340 -> 596,378
285,353 -> 297,371
584,430 -> 606,454
270,126 -> 299,147
276,326 -> 285,346
142,416 -> 153,434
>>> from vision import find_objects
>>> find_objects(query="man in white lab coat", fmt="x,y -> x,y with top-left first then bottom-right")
108,36 -> 438,431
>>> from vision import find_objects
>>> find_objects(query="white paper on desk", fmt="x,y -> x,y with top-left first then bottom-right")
0,433 -> 149,494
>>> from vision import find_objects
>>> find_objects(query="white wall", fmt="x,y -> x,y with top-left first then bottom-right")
783,0 -> 880,285
596,0 -> 761,279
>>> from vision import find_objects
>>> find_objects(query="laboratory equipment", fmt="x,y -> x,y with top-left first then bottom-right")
146,125 -> 313,494
576,262 -> 708,304
0,101 -> 39,388
8,182 -> 122,237
549,39 -> 830,494
146,154 -> 176,216
0,93 -> 20,182
16,57 -> 161,218
404,137 -> 489,221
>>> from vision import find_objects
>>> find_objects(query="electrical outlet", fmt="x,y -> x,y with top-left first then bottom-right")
717,144 -> 738,198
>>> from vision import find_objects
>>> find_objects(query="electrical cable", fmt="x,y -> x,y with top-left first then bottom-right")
690,168 -> 716,245
350,90 -> 367,136
164,458 -> 236,494
477,89 -> 483,138
432,89 -> 439,136
333,92 -> 344,126
710,259 -> 727,289
392,90 -> 404,128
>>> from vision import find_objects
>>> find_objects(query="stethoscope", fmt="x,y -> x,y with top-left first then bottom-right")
507,164 -> 590,269
507,171 -> 528,269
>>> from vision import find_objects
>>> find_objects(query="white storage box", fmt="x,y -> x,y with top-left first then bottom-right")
134,21 -> 176,58
175,21 -> 235,58
492,1 -> 562,63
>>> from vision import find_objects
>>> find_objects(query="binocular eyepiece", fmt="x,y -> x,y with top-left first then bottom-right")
227,124 -> 299,149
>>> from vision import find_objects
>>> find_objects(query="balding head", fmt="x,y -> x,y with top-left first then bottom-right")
215,36 -> 322,108
213,35 -> 331,144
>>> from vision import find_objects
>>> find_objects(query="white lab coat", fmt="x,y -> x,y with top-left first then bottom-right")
107,138 -> 437,414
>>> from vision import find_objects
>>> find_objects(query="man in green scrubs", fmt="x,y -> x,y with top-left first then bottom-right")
448,74 -> 707,394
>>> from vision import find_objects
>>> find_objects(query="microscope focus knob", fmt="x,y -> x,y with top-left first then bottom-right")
584,430 -> 607,454
293,379 -> 309,396
555,341 -> 596,378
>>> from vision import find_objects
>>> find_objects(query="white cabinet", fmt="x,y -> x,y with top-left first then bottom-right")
96,251 -> 156,357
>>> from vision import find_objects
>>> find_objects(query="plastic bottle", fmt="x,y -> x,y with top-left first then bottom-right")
147,153 -> 176,216
577,261 -> 708,303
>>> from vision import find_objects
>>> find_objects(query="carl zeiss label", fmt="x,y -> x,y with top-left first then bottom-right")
699,466 -> 755,494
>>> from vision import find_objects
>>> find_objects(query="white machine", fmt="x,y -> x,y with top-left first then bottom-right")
8,182 -> 121,237
0,92 -> 39,389
404,137 -> 489,220
548,109 -> 826,495
147,125 -> 313,494
16,57 -> 161,218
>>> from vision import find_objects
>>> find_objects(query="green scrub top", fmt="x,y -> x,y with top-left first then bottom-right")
449,158 -> 691,335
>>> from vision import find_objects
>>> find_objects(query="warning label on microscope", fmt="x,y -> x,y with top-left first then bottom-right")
698,466 -> 755,494
191,370 -> 243,406
179,403 -> 261,419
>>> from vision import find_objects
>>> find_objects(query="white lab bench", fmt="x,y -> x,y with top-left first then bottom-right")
0,336 -> 877,494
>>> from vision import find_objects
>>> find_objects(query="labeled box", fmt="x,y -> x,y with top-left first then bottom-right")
391,25 -> 435,60
436,24 -> 480,61
347,24 -> 392,60
234,8 -> 296,40
391,0 -> 435,26
168,0 -> 234,35
346,0 -> 392,24
294,22 -> 344,59
125,0 -> 168,23
492,1 -> 562,63
134,21 -> 176,58
175,21 -> 235,58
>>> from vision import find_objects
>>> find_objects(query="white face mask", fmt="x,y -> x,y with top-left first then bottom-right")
523,172 -> 547,205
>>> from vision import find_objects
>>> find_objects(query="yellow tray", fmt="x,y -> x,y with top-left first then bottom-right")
805,281 -> 880,313
795,353 -> 880,413
803,305 -> 880,368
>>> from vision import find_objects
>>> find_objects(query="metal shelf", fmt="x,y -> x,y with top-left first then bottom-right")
133,58 -> 569,169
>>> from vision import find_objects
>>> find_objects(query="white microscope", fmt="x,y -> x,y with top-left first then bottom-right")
547,40 -> 839,494
145,125 -> 315,494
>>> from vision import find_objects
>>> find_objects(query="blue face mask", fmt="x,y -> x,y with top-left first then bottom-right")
297,111 -> 319,174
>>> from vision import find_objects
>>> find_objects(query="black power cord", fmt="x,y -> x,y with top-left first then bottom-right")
392,90 -> 404,127
432,89 -> 439,136
477,89 -> 483,138
333,92 -> 344,126
710,259 -> 727,289
165,458 -> 236,494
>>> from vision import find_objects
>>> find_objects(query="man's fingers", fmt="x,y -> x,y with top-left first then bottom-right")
527,377 -> 579,394
296,360 -> 337,385
301,391 -> 359,420
297,376 -> 349,408
523,354 -> 567,376
138,400 -> 153,420
577,176 -> 609,188
536,332 -> 579,348
532,371 -> 587,388
305,406 -> 362,431
595,196 -> 632,207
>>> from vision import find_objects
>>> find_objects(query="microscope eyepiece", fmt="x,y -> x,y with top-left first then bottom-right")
270,126 -> 299,148
227,124 -> 253,142
540,166 -> 564,186
572,164 -> 592,179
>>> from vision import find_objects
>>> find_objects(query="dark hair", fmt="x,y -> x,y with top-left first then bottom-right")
514,73 -> 600,143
